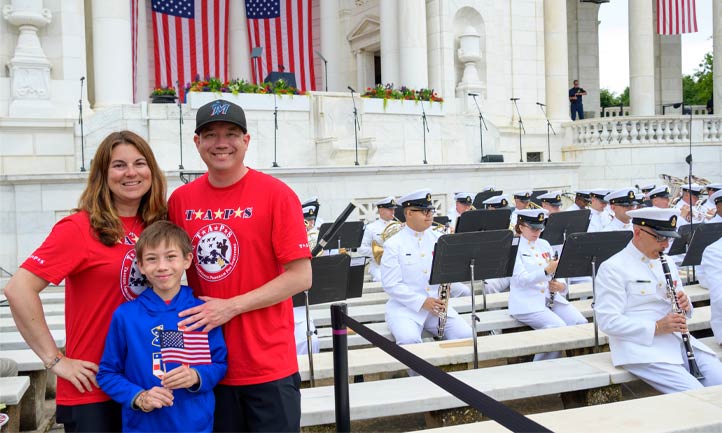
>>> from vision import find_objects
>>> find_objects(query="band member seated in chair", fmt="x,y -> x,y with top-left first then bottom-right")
509,209 -> 587,361
381,189 -> 472,345
358,196 -> 399,282
537,191 -> 563,215
596,208 -> 722,393
602,188 -> 640,232
588,189 -> 613,232
565,191 -> 590,211
448,192 -> 475,231
510,190 -> 532,227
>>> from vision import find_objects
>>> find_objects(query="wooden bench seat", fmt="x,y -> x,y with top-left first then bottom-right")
297,306 -> 712,381
300,337 -> 722,427
0,376 -> 30,433
419,383 -> 722,433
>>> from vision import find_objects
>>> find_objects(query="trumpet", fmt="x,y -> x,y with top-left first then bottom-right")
527,201 -> 542,209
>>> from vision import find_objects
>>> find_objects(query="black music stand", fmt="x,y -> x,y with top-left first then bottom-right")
554,231 -> 633,352
541,209 -> 591,246
434,216 -> 450,227
318,221 -> 365,251
681,223 -> 722,267
347,256 -> 367,299
394,206 -> 406,223
291,254 -> 351,387
472,190 -> 502,209
455,209 -> 512,233
668,224 -> 693,256
429,230 -> 514,368
530,190 -> 548,207
264,71 -> 297,88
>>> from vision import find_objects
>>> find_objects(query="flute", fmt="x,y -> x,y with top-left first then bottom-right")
659,253 -> 704,379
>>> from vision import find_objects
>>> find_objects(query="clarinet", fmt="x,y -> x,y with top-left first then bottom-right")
435,283 -> 450,340
659,253 -> 704,379
546,251 -> 559,309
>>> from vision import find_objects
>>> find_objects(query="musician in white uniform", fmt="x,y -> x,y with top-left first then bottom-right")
701,183 -> 722,221
510,190 -> 532,227
596,208 -> 722,393
602,188 -> 639,232
565,191 -> 590,211
706,190 -> 722,223
357,196 -> 399,282
640,183 -> 656,198
302,196 -> 325,228
699,234 -> 722,345
675,184 -> 705,227
588,189 -> 613,232
482,194 -> 509,210
448,192 -> 475,230
538,191 -> 563,215
381,189 -> 472,345
648,185 -> 672,209
509,209 -> 587,361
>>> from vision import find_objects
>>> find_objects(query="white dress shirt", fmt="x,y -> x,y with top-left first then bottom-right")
509,237 -> 570,315
602,217 -> 633,232
588,208 -> 612,232
595,242 -> 715,366
699,238 -> 722,344
358,218 -> 395,281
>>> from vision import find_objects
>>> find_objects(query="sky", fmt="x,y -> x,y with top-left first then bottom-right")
598,0 -> 713,94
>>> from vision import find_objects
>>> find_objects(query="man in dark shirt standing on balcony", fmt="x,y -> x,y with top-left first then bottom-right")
569,79 -> 587,120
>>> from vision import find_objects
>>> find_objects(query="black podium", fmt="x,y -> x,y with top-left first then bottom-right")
429,230 -> 514,368
264,71 -> 297,88
455,208 -> 512,233
554,231 -> 633,351
291,254 -> 351,386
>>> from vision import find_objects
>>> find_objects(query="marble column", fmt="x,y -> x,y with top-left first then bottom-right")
319,0 -> 340,91
91,0 -> 133,106
398,0 -> 428,89
714,0 -> 722,115
379,0 -> 398,86
543,0 -> 570,120
229,0 -> 252,82
628,0 -> 655,116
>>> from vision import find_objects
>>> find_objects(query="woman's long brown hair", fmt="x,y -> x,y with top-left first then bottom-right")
76,131 -> 167,246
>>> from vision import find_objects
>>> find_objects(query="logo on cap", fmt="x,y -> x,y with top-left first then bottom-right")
390,199 -> 396,206
538,213 -> 544,221
425,193 -> 432,201
502,199 -> 508,207
211,101 -> 231,117
628,191 -> 634,199
309,209 -> 314,215
555,195 -> 561,201
671,216 -> 677,227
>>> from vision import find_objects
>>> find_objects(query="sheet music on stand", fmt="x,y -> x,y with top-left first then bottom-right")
429,230 -> 514,368
455,209 -> 512,233
541,209 -> 591,246
318,221 -> 365,250
681,223 -> 722,267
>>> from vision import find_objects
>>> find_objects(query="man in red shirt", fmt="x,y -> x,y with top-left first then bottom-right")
168,100 -> 312,432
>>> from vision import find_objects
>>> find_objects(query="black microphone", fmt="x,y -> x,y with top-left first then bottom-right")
347,86 -> 356,93
80,76 -> 85,82
536,102 -> 545,106
510,97 -> 520,101
468,93 -> 479,96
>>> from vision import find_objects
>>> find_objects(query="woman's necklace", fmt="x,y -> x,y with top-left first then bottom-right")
124,216 -> 142,244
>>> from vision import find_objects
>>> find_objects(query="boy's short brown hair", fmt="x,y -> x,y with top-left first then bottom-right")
135,220 -> 193,261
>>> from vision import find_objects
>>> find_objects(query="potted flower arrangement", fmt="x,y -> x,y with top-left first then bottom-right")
185,76 -> 309,111
361,83 -> 444,114
149,86 -> 177,103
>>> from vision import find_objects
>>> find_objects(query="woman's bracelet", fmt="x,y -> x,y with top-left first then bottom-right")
44,351 -> 63,370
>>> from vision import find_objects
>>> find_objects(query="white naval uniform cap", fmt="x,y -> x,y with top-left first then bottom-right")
710,189 -> 722,204
374,196 -> 398,208
302,196 -> 320,207
399,189 -> 434,209
705,183 -> 722,192
454,192 -> 474,204
537,191 -> 562,206
627,208 -> 682,238
513,190 -> 532,201
480,185 -> 496,192
640,183 -> 656,192
590,188 -> 613,202
516,208 -> 549,229
604,188 -> 639,205
483,195 -> 510,209
648,185 -> 671,199
681,184 -> 704,194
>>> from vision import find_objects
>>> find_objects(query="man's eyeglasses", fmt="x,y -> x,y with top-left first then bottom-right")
409,208 -> 436,216
639,228 -> 672,242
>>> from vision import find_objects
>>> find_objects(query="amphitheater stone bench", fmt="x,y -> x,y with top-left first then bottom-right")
419,383 -> 722,433
0,376 -> 30,433
310,284 -> 705,327
0,315 -> 64,333
298,306 -> 712,381
300,337 -> 722,427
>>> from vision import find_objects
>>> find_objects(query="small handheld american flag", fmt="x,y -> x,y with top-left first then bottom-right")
159,330 -> 212,365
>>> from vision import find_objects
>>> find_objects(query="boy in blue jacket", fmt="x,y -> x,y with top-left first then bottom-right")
98,221 -> 227,432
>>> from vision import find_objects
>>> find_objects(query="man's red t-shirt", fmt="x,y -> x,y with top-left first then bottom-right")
168,169 -> 311,386
21,211 -> 146,406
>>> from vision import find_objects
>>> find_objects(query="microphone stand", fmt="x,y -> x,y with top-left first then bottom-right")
78,77 -> 86,172
272,92 -> 279,167
177,80 -> 184,170
349,87 -> 360,166
470,94 -> 488,162
512,98 -> 525,162
686,109 -> 695,281
537,103 -> 556,162
421,100 -> 430,164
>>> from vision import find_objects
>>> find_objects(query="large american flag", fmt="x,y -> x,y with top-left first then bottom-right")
150,0 -> 229,97
245,0 -> 316,92
159,330 -> 212,365
657,0 -> 697,35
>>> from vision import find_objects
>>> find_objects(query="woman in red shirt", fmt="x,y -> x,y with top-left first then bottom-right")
5,130 -> 167,432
